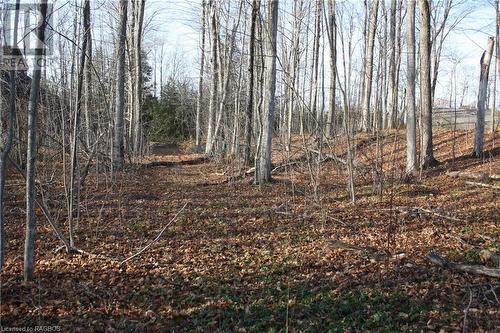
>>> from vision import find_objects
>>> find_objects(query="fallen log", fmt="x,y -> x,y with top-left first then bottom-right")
427,250 -> 500,278
140,156 -> 208,169
465,181 -> 500,190
446,170 -> 500,181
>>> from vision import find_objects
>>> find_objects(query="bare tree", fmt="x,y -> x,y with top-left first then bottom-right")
325,0 -> 337,139
406,0 -> 417,175
243,0 -> 259,165
67,0 -> 90,247
310,0 -> 323,127
194,0 -> 206,152
362,0 -> 379,132
419,0 -> 439,168
133,0 -> 146,155
112,0 -> 128,168
205,0 -> 219,154
493,0 -> 499,134
473,37 -> 494,157
24,0 -> 49,281
387,0 -> 398,128
256,0 -> 278,184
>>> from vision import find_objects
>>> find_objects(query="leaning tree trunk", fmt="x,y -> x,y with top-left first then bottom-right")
112,0 -> 128,169
419,0 -> 438,168
406,0 -> 417,175
255,0 -> 278,184
24,0 -> 48,282
194,0 -> 206,151
361,0 -> 379,132
473,37 -> 495,157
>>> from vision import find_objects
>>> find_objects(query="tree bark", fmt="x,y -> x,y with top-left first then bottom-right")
133,0 -> 146,156
473,37 -> 494,157
112,0 -> 128,169
387,0 -> 398,128
194,0 -> 206,151
492,0 -> 499,134
310,0 -> 323,128
325,0 -> 337,139
24,0 -> 48,282
256,0 -> 278,184
419,0 -> 438,168
361,0 -> 379,132
243,0 -> 259,165
68,0 -> 90,247
205,0 -> 219,154
406,0 -> 417,175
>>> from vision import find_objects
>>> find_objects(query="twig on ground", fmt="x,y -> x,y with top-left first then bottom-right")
120,202 -> 188,265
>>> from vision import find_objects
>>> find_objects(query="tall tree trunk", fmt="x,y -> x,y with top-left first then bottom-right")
387,0 -> 398,128
325,0 -> 337,139
406,0 -> 417,175
133,0 -> 146,155
310,0 -> 322,129
205,0 -> 219,154
493,0 -> 499,134
84,2 -> 92,148
194,0 -> 206,151
0,0 -> 20,271
24,0 -> 48,282
206,1 -> 242,155
419,0 -> 438,168
255,0 -> 278,184
112,0 -> 128,168
286,0 -> 302,149
243,0 -> 259,165
362,0 -> 379,132
68,0 -> 90,248
474,37 -> 494,157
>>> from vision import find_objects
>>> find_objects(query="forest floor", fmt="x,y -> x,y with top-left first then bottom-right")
0,129 -> 499,332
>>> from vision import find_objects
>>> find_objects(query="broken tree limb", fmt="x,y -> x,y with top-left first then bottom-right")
446,170 -> 500,181
427,250 -> 500,278
120,202 -> 188,265
465,181 -> 500,190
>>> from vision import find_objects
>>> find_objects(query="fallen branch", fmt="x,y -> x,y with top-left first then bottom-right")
140,156 -> 207,169
446,170 -> 500,181
465,181 -> 500,190
120,202 -> 188,265
427,250 -> 500,278
395,206 -> 465,223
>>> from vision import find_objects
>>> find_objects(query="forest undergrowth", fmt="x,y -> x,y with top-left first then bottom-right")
0,129 -> 498,332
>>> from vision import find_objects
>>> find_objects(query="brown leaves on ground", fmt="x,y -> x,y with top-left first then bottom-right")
0,129 -> 498,332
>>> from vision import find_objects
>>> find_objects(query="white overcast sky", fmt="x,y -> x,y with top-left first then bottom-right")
143,0 -> 497,105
